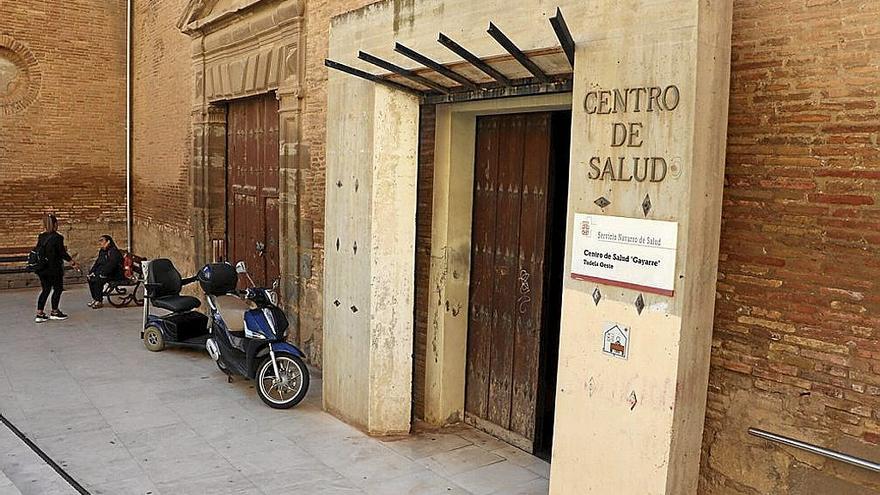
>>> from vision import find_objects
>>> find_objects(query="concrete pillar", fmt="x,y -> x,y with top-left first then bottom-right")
549,2 -> 732,494
323,74 -> 420,434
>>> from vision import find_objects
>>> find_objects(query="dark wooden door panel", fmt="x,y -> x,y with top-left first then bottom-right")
510,114 -> 551,440
465,112 -> 552,450
466,117 -> 501,420
227,93 -> 280,287
487,115 -> 526,430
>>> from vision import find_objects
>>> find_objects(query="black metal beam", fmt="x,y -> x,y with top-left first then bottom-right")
437,33 -> 511,86
422,76 -> 572,105
486,22 -> 549,83
394,43 -> 480,91
357,51 -> 451,94
324,59 -> 424,97
549,7 -> 575,68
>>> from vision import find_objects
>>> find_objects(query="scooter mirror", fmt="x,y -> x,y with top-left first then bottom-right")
235,261 -> 248,274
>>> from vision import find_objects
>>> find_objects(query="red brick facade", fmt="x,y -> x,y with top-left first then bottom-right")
131,0 -> 196,270
0,1 -> 127,262
700,1 -> 880,493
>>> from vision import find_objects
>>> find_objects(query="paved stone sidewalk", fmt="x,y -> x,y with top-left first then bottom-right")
0,287 -> 549,494
0,421 -> 75,495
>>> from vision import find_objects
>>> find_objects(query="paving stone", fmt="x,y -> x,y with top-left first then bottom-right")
450,460 -> 541,495
383,430 -> 473,460
419,444 -> 505,477
0,288 -> 548,494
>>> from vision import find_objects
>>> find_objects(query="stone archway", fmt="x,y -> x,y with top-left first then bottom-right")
179,0 -> 306,339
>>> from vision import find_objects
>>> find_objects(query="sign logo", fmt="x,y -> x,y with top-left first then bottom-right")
602,323 -> 629,360
581,219 -> 591,237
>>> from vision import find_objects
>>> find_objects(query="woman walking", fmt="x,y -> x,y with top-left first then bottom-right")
34,214 -> 78,323
87,235 -> 123,309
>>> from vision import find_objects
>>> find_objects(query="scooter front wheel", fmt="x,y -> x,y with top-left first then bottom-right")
256,353 -> 309,409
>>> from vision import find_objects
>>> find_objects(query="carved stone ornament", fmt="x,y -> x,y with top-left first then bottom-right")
0,35 -> 41,116
178,0 -> 304,33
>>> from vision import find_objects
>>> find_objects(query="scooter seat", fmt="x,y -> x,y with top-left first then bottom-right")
152,295 -> 201,313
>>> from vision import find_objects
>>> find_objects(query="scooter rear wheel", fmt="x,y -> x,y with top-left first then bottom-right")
256,353 -> 309,409
143,325 -> 165,352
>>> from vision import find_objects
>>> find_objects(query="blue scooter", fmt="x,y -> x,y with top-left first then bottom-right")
199,261 -> 310,409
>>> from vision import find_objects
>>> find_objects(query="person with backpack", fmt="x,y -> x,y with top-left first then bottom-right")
32,214 -> 78,323
86,235 -> 123,309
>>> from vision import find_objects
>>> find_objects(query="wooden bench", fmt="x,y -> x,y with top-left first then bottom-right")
0,247 -> 31,275
0,246 -> 79,275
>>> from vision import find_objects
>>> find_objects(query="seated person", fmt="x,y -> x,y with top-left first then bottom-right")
87,235 -> 123,309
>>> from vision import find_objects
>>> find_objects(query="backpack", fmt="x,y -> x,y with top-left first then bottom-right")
26,235 -> 50,273
122,252 -> 144,281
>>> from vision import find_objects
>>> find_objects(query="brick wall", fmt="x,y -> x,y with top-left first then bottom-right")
131,0 -> 196,271
0,1 -> 127,265
699,0 -> 880,493
413,104 -> 436,420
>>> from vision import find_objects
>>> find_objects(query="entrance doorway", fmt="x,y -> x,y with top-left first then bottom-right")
226,93 -> 281,287
464,110 -> 570,459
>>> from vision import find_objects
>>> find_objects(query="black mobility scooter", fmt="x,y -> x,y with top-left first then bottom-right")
141,258 -> 209,351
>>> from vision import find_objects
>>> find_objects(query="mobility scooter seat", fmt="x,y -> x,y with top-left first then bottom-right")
145,258 -> 202,313
152,295 -> 201,313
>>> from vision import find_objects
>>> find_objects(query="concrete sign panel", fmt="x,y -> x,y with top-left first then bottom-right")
570,213 -> 678,296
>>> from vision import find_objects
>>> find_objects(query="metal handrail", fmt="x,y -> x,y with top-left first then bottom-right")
749,427 -> 880,473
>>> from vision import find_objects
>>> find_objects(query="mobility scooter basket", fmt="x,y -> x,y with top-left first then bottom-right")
163,311 -> 209,342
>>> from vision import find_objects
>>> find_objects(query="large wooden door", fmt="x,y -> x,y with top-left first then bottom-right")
465,112 -> 553,452
227,93 -> 280,287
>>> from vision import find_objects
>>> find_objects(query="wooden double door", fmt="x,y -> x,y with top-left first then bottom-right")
465,111 -> 569,458
226,93 -> 280,287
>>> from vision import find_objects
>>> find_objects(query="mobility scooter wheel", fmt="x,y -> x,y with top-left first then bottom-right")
143,326 -> 166,352
256,353 -> 310,409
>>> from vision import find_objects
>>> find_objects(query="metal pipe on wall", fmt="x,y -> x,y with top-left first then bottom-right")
749,428 -> 880,473
126,0 -> 133,251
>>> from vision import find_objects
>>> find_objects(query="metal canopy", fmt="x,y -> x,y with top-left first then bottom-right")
325,9 -> 576,104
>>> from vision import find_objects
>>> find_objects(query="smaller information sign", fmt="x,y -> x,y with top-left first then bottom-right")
571,213 -> 678,296
602,323 -> 630,360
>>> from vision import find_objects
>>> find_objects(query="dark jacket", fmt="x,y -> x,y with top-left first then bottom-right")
36,231 -> 71,277
90,245 -> 123,280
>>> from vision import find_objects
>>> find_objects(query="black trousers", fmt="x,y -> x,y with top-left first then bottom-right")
88,278 -> 107,302
37,272 -> 64,311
